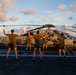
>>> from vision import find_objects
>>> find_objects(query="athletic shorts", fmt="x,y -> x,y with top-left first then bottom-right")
34,43 -> 41,48
9,43 -> 17,48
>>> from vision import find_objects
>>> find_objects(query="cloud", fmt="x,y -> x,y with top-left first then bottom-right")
20,8 -> 37,15
26,27 -> 31,30
41,18 -> 46,22
69,17 -> 73,20
13,26 -> 29,33
6,27 -> 25,33
0,11 -> 9,22
52,17 -> 63,21
9,16 -> 19,21
0,0 -> 16,22
1,26 -> 31,34
58,3 -> 76,11
58,4 -> 65,11
69,3 -> 76,10
30,20 -> 35,24
3,0 -> 16,10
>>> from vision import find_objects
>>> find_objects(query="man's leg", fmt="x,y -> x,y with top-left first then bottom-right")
43,44 -> 45,50
39,48 -> 42,60
29,44 -> 31,50
14,47 -> 18,59
26,44 -> 29,50
6,47 -> 11,59
63,49 -> 66,56
33,48 -> 36,60
59,49 -> 62,56
45,44 -> 48,50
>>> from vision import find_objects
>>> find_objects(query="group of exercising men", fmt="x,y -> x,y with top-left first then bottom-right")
3,29 -> 66,61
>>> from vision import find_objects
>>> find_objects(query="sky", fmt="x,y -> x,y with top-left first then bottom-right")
0,0 -> 76,35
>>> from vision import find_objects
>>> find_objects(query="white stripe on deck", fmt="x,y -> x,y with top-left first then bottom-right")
0,54 -> 76,57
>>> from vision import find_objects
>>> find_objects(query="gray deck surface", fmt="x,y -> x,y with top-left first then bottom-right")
0,46 -> 76,75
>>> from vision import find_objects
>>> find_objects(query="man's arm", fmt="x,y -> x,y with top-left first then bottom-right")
3,29 -> 6,35
30,35 -> 33,39
42,35 -> 47,38
18,30 -> 24,36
